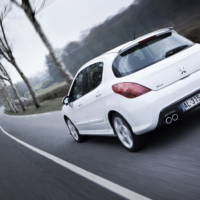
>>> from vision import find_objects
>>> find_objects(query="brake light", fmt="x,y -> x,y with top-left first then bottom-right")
139,35 -> 157,45
112,82 -> 151,98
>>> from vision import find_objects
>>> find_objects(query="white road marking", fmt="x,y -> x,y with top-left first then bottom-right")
0,126 -> 151,200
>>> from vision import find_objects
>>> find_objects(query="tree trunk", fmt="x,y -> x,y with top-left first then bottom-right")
12,59 -> 40,108
8,78 -> 26,111
4,91 -> 18,113
3,93 -> 16,112
25,13 -> 73,84
1,87 -> 17,113
0,63 -> 26,111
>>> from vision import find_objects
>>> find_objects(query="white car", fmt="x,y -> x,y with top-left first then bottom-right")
62,28 -> 200,151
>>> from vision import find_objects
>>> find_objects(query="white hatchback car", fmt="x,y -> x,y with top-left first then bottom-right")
62,28 -> 200,151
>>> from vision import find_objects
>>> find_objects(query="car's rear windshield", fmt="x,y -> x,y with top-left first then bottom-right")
112,32 -> 193,77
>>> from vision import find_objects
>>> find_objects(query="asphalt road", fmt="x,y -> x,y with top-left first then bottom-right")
0,106 -> 200,200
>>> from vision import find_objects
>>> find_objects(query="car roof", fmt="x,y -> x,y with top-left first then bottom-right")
78,27 -> 174,72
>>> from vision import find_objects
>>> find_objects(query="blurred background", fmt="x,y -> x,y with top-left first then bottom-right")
0,0 -> 200,115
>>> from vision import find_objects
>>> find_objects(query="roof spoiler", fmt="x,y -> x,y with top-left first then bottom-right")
119,27 -> 174,55
156,27 -> 174,36
157,27 -> 174,32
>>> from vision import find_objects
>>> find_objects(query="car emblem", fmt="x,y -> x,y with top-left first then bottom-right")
179,67 -> 187,75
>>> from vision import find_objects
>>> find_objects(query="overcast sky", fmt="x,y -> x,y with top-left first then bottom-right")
2,0 -> 133,82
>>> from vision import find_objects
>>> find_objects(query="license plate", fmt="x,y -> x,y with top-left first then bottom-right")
181,93 -> 200,112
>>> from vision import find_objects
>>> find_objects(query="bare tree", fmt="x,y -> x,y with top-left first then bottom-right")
0,5 -> 40,108
0,62 -> 26,111
11,0 -> 73,84
0,78 -> 18,113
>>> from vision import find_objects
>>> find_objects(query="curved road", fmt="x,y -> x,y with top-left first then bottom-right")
0,106 -> 200,200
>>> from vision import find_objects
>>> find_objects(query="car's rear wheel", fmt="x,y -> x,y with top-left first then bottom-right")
112,114 -> 140,151
65,119 -> 84,142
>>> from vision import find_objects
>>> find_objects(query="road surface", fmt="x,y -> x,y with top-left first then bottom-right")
0,107 -> 200,200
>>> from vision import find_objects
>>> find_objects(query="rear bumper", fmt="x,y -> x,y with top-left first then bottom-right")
157,89 -> 200,128
114,70 -> 200,135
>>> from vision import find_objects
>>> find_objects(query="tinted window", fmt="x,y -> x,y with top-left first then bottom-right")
69,69 -> 88,102
87,62 -> 103,93
113,32 -> 193,77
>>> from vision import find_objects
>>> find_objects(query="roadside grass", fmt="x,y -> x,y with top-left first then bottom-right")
5,81 -> 68,116
36,81 -> 67,96
5,97 -> 63,116
35,81 -> 69,102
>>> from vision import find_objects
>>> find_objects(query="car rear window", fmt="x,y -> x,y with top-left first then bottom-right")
112,32 -> 193,77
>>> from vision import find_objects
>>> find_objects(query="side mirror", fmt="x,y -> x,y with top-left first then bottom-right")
62,96 -> 69,105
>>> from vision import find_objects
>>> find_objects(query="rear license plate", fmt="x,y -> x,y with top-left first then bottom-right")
181,93 -> 200,112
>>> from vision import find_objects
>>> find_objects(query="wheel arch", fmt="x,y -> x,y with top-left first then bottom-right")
108,110 -> 135,134
108,111 -> 124,133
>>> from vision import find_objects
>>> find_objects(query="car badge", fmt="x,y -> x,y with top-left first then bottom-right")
179,67 -> 187,75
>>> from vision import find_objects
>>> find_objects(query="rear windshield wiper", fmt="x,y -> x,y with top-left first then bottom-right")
165,45 -> 191,58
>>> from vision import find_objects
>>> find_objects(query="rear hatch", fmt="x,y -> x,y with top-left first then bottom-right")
127,44 -> 200,90
112,30 -> 200,90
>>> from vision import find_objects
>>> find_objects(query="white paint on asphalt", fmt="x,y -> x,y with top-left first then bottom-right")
0,126 -> 151,200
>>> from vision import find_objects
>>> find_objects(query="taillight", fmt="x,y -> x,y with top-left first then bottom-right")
112,82 -> 151,98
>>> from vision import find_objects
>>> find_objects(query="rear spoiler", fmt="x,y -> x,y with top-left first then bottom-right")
119,27 -> 174,55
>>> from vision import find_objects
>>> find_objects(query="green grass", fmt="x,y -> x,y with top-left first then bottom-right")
5,97 -> 63,116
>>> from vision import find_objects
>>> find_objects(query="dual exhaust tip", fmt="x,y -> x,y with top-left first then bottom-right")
165,113 -> 179,125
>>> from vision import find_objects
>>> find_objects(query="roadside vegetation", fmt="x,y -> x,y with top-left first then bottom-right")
5,97 -> 63,115
1,0 -> 200,115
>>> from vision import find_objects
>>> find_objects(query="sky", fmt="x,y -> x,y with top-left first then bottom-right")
2,0 -> 133,82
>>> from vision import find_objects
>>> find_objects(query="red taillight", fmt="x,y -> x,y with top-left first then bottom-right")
112,82 -> 151,98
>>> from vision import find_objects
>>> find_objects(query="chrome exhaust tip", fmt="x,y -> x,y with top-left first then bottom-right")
172,113 -> 179,122
165,116 -> 173,125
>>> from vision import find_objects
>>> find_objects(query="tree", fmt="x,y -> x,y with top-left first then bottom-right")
46,50 -> 65,83
62,42 -> 83,76
11,0 -> 73,84
0,62 -> 25,111
0,78 -> 18,113
0,5 -> 40,108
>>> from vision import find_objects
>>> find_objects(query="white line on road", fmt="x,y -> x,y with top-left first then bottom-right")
0,126 -> 151,200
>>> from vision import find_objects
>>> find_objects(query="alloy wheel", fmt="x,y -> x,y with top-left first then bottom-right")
67,120 -> 79,141
113,116 -> 134,149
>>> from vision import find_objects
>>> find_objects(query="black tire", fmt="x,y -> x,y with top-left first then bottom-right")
111,113 -> 141,152
65,118 -> 84,143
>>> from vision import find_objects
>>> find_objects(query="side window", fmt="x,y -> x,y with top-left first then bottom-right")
87,62 -> 103,93
69,69 -> 88,102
